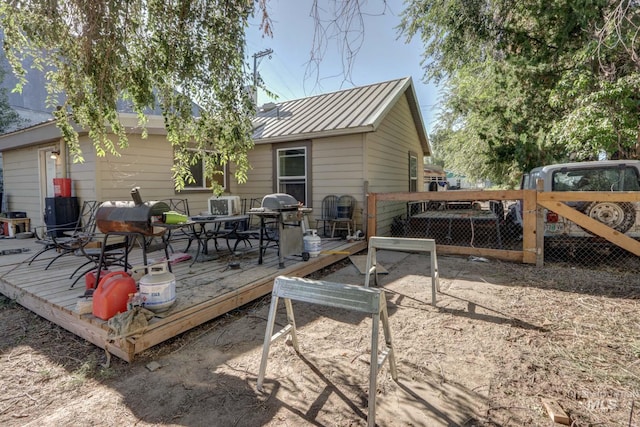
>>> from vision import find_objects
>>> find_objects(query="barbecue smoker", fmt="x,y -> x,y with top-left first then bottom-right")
96,188 -> 169,236
250,193 -> 312,268
92,188 -> 172,285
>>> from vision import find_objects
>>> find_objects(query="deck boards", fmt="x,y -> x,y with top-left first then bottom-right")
0,236 -> 366,362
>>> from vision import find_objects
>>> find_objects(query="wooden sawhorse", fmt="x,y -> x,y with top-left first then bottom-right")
257,275 -> 397,427
365,236 -> 440,306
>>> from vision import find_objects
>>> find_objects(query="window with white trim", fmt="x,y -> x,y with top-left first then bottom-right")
277,147 -> 307,204
184,149 -> 226,191
409,153 -> 418,192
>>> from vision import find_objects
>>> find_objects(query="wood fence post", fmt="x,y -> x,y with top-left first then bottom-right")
367,193 -> 377,240
522,188 -> 538,264
535,179 -> 545,267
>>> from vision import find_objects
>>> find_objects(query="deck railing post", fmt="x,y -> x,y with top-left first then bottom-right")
367,192 -> 377,240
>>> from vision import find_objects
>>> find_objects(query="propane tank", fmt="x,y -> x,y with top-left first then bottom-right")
137,263 -> 176,312
303,229 -> 322,257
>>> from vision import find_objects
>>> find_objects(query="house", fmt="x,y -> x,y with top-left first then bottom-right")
0,77 -> 430,234
424,164 -> 447,191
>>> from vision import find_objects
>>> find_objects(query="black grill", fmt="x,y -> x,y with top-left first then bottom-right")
249,193 -> 311,267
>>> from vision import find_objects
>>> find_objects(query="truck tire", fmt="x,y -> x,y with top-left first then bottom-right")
581,201 -> 635,234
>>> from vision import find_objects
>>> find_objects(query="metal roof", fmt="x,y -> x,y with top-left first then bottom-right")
0,77 -> 431,155
252,77 -> 430,154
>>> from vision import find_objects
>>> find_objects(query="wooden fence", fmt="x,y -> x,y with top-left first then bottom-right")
366,189 -> 640,266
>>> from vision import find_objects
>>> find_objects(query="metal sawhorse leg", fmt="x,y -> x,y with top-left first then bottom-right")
364,236 -> 440,306
257,276 -> 397,427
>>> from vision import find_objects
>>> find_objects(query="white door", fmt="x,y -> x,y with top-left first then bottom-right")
38,148 -> 58,220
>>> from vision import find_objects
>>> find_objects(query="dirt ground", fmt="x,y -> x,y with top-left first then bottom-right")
1,251 -> 639,427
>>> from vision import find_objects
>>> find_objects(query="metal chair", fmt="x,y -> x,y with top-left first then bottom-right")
158,198 -> 191,253
69,232 -> 136,288
331,195 -> 356,238
161,198 -> 190,217
316,195 -> 338,237
29,200 -> 99,269
232,198 -> 263,251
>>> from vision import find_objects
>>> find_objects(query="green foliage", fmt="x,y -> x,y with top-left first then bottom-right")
0,0 -> 263,191
401,0 -> 640,182
0,66 -> 23,134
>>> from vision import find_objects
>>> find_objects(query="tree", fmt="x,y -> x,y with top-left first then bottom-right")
400,0 -> 640,183
0,65 -> 22,134
0,64 -> 24,194
0,0 -> 272,191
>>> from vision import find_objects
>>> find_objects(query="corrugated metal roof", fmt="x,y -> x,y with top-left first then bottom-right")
0,77 -> 431,155
252,77 -> 430,154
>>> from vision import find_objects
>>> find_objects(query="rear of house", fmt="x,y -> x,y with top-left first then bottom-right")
230,77 -> 430,235
1,77 -> 430,236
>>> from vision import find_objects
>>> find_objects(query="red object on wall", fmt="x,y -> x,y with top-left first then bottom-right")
53,178 -> 72,197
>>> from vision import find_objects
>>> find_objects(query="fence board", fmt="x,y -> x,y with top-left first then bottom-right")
538,199 -> 640,256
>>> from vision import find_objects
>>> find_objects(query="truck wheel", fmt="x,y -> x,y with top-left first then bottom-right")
582,201 -> 635,233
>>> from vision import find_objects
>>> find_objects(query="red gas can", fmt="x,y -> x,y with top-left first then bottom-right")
92,271 -> 137,320
85,269 -> 110,290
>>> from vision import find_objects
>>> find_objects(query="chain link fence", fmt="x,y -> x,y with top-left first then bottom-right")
370,191 -> 640,270
394,199 -> 522,250
539,207 -> 640,269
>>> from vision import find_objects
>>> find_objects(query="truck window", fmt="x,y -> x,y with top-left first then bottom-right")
524,171 -> 539,189
551,166 -> 640,191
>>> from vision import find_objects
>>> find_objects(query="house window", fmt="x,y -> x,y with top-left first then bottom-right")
184,149 -> 226,191
409,153 -> 418,192
277,147 -> 307,204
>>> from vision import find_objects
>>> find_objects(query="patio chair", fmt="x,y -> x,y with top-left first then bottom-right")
68,232 -> 136,288
331,195 -> 356,238
29,200 -> 100,269
232,197 -> 263,251
158,198 -> 191,253
316,195 -> 338,237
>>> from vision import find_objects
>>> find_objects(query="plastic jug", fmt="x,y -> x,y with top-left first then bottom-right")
85,269 -> 110,290
92,271 -> 137,320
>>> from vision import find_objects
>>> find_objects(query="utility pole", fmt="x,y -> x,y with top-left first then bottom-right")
252,48 -> 273,106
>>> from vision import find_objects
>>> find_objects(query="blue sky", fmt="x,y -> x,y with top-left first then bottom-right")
245,0 -> 441,133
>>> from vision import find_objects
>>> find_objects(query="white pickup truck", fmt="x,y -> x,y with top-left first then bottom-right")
506,160 -> 640,242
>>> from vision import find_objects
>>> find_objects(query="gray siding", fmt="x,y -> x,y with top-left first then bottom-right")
229,143 -> 274,205
2,143 -> 57,227
91,134 -> 213,214
365,93 -> 425,235
310,134 -> 364,230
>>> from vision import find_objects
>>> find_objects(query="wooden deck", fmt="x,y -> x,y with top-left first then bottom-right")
0,236 -> 366,362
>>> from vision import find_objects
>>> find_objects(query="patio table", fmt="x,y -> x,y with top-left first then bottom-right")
156,215 -> 250,266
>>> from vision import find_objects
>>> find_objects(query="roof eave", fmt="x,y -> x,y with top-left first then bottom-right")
369,77 -> 430,156
0,120 -> 63,151
362,77 -> 431,156
0,113 -> 168,151
405,83 -> 431,156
